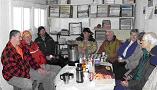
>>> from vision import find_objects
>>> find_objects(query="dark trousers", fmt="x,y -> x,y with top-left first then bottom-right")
112,62 -> 128,80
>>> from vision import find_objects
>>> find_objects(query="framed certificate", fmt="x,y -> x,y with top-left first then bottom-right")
97,5 -> 108,17
60,5 -> 73,18
119,18 -> 133,30
121,5 -> 134,17
69,22 -> 82,35
77,5 -> 89,18
108,5 -> 120,17
49,5 -> 60,17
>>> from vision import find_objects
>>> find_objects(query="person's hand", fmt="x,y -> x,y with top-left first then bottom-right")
123,75 -> 131,81
121,80 -> 128,87
40,64 -> 46,70
118,56 -> 125,62
46,55 -> 55,60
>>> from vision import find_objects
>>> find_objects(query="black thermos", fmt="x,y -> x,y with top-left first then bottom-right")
76,63 -> 84,83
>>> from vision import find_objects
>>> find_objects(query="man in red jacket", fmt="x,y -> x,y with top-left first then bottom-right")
1,30 -> 48,90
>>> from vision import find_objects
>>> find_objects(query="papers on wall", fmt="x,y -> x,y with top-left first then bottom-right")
60,5 -> 73,18
90,4 -> 97,18
108,5 -> 120,17
49,5 -> 60,17
145,7 -> 153,19
119,18 -> 133,30
77,5 -> 89,18
121,5 -> 133,17
69,22 -> 82,35
97,5 -> 108,17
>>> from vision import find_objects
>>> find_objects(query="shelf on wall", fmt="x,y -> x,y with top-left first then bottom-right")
49,4 -> 136,18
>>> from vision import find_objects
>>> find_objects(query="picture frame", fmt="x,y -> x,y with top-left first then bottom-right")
97,5 -> 108,17
121,5 -> 134,17
60,5 -> 73,18
77,4 -> 89,18
108,5 -> 120,17
148,0 -> 153,7
69,22 -> 82,35
90,4 -> 97,18
119,18 -> 133,30
49,5 -> 60,17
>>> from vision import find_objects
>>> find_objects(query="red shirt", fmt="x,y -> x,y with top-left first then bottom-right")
21,40 -> 46,65
1,41 -> 40,81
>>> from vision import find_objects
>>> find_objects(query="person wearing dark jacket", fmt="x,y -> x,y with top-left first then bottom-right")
34,26 -> 67,67
35,26 -> 56,56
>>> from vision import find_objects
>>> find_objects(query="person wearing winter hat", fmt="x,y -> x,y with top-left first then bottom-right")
35,26 -> 56,56
76,27 -> 97,58
22,30 -> 61,90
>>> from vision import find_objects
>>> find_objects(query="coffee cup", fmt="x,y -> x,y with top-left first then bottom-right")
118,56 -> 124,62
60,72 -> 74,84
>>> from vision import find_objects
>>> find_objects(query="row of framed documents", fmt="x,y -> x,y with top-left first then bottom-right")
49,5 -> 73,18
49,4 -> 135,18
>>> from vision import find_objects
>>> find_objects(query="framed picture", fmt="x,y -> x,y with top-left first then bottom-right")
77,5 -> 89,18
121,5 -> 134,17
119,18 -> 133,30
60,5 -> 73,18
148,0 -> 153,7
97,5 -> 108,17
108,5 -> 120,17
95,30 -> 106,41
69,22 -> 82,35
49,5 -> 60,17
90,4 -> 97,18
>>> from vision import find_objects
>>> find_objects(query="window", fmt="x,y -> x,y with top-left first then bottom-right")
13,7 -> 30,31
34,8 -> 45,28
12,3 -> 47,32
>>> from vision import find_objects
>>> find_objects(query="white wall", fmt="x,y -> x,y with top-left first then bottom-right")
136,0 -> 157,34
0,0 -> 13,90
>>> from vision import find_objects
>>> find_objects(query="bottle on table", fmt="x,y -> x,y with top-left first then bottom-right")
101,52 -> 108,62
87,54 -> 95,81
76,63 -> 84,83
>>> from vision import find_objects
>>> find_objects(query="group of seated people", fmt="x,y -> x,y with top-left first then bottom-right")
1,26 -> 64,90
75,28 -> 157,90
1,26 -> 157,90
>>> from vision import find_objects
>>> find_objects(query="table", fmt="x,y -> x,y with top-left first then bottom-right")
54,63 -> 115,90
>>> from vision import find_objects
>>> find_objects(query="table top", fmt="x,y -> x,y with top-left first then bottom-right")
54,64 -> 115,90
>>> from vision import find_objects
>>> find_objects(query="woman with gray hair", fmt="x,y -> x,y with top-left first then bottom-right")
119,32 -> 156,90
141,32 -> 157,90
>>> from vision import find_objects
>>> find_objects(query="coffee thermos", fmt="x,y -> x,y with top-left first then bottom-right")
76,63 -> 84,83
69,44 -> 78,62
